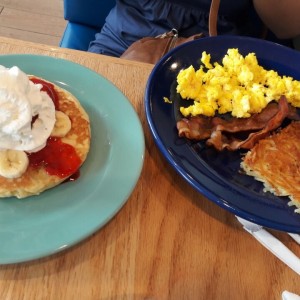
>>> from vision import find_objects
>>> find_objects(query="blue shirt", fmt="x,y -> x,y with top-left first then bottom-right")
88,0 -> 289,57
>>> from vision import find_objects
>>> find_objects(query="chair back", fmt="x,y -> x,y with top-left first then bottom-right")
63,0 -> 116,29
60,0 -> 116,50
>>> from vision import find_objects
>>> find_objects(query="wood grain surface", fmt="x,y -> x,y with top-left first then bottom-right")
0,0 -> 65,46
0,37 -> 298,300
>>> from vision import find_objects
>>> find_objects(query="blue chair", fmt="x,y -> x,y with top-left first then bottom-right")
60,0 -> 116,51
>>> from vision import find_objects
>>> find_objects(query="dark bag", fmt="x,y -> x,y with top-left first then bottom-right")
120,0 -> 221,64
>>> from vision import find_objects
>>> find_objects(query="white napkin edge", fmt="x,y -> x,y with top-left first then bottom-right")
282,291 -> 300,300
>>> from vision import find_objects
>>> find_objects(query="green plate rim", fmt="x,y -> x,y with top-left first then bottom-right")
0,54 -> 145,264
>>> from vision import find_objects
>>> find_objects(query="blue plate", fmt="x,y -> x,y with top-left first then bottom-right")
0,54 -> 145,264
145,36 -> 300,233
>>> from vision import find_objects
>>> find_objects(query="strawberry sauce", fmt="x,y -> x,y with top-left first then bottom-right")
28,78 -> 81,179
28,138 -> 81,178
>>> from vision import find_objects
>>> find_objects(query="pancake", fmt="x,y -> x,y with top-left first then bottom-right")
241,121 -> 300,212
0,76 -> 91,198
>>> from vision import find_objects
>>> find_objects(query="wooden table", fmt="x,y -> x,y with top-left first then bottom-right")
0,37 -> 298,300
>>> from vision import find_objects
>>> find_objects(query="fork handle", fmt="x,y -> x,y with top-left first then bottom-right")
245,228 -> 300,275
288,233 -> 300,245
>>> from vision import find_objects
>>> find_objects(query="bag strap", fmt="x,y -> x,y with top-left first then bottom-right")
209,0 -> 221,36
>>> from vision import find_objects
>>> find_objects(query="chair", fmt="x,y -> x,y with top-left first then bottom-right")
60,0 -> 116,51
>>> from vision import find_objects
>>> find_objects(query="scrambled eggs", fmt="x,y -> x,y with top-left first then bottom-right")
177,48 -> 300,118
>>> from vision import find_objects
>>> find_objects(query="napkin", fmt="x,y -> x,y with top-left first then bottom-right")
282,291 -> 300,300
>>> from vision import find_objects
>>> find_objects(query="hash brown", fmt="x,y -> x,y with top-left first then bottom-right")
241,121 -> 300,212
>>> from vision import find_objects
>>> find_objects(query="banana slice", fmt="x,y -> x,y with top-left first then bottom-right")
0,150 -> 29,179
51,111 -> 72,138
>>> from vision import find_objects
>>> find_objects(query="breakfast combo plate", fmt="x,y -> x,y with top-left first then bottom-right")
0,54 -> 145,264
145,36 -> 300,233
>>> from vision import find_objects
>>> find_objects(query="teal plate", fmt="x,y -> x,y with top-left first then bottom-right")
0,54 -> 145,264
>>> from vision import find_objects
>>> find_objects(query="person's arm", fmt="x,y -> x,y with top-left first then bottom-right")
253,0 -> 300,39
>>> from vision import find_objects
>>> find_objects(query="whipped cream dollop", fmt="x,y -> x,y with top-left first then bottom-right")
0,66 -> 55,152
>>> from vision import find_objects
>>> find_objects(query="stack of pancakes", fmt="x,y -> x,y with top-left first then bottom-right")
0,77 -> 91,198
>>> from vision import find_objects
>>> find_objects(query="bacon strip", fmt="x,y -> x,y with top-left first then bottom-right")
212,102 -> 280,133
177,116 -> 213,140
176,95 -> 298,151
